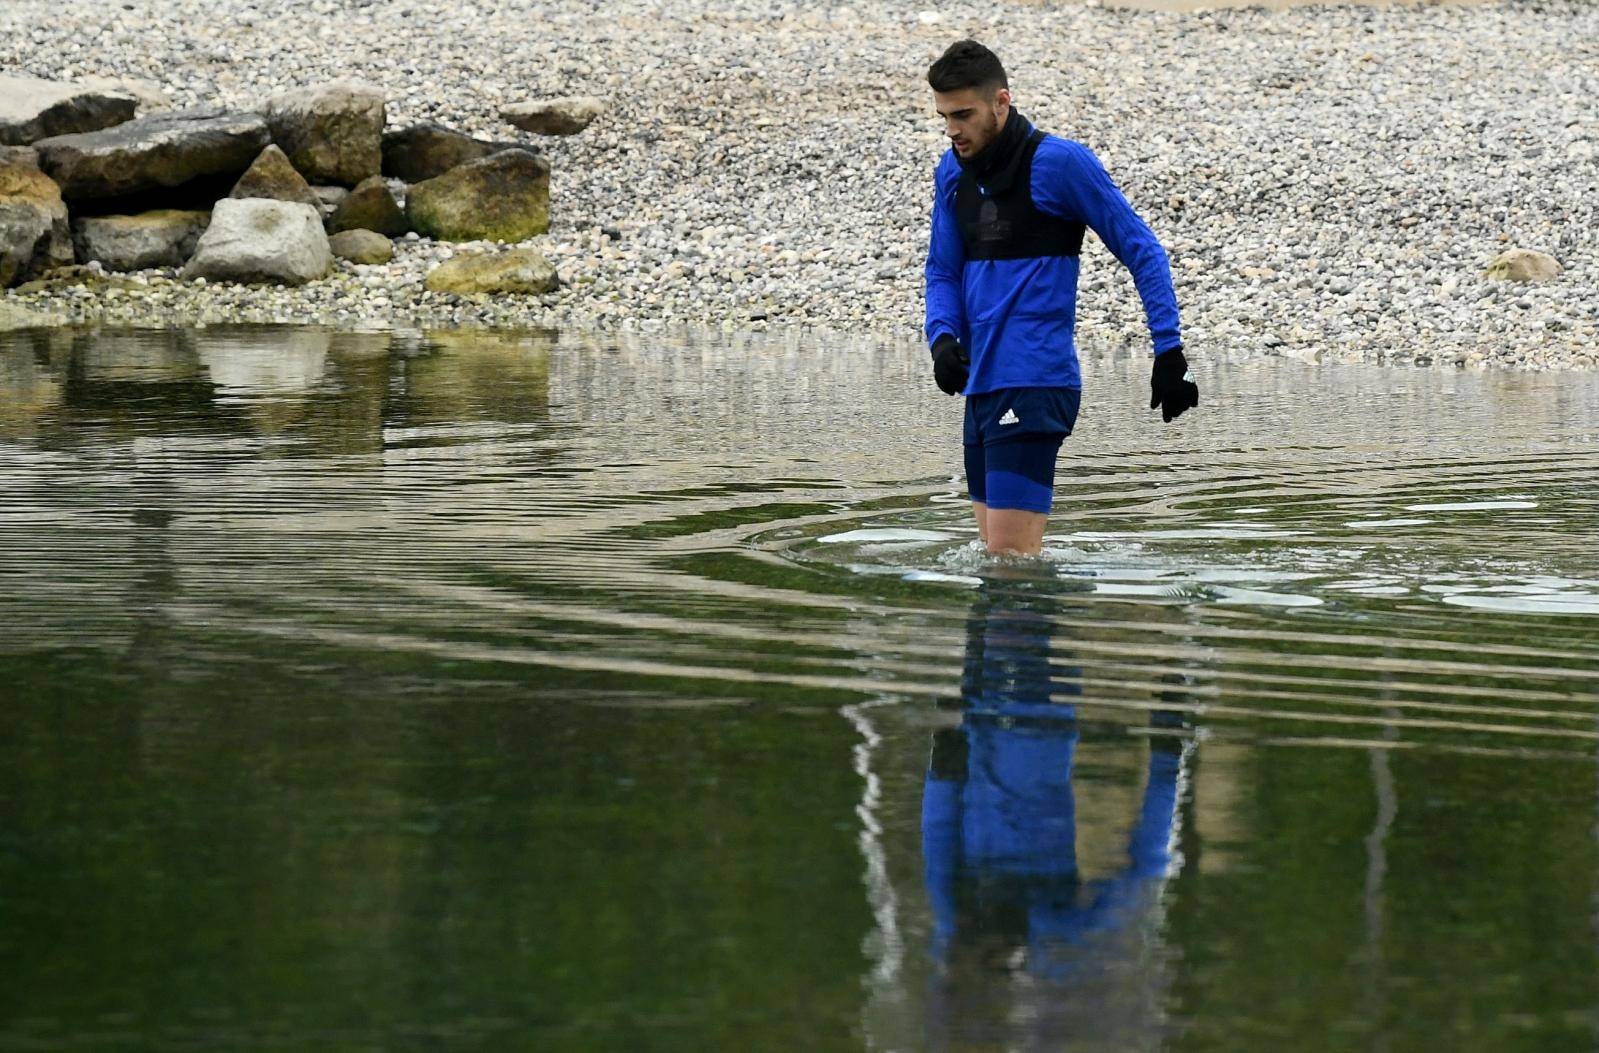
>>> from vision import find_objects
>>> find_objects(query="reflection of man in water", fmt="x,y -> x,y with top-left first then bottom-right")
921,587 -> 1188,1049
924,40 -> 1198,556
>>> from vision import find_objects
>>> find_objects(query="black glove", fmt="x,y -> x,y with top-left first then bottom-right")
930,334 -> 969,396
1150,347 -> 1199,423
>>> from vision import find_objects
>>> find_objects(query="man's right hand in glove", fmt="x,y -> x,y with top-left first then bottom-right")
930,334 -> 970,396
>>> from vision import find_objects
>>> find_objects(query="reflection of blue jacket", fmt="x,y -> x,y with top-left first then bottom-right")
922,728 -> 1180,971
924,114 -> 1183,395
922,594 -> 1183,974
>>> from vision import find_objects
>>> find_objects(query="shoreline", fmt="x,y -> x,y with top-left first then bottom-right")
2,0 -> 1595,371
0,290 -> 1572,375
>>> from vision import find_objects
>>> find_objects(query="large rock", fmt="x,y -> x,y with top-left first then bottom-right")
406,149 -> 549,243
424,248 -> 558,295
32,106 -> 270,202
265,80 -> 384,187
327,175 -> 407,236
0,146 -> 72,287
229,144 -> 320,206
500,97 -> 604,136
180,198 -> 331,285
328,228 -> 394,264
72,210 -> 211,271
0,75 -> 138,146
1484,248 -> 1561,283
382,123 -> 519,182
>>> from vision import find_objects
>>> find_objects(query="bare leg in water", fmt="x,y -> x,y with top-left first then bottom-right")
972,502 -> 1047,556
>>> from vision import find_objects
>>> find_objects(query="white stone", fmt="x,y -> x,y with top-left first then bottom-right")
181,199 -> 332,286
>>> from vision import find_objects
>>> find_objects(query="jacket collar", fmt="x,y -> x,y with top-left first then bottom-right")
956,107 -> 1033,195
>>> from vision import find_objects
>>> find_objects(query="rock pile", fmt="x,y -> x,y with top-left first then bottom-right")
1,0 -> 1591,371
0,74 -> 577,296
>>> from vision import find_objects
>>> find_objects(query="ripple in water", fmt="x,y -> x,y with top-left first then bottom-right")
4,326 -> 1599,1049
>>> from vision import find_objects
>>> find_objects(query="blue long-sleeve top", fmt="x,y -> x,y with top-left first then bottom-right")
924,127 -> 1183,395
921,732 -> 1182,969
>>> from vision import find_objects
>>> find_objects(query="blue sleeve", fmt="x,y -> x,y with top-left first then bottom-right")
1033,140 -> 1183,355
1053,742 -> 1183,951
1126,745 -> 1181,878
923,155 -> 966,349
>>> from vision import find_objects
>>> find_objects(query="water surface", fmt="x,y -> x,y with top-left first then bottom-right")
2,326 -> 1597,1050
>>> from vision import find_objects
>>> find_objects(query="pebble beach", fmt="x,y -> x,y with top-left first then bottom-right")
2,0 -> 1595,369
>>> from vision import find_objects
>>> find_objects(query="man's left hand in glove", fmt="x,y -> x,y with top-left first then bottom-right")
1150,347 -> 1199,423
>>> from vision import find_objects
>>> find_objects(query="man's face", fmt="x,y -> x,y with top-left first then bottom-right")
933,86 -> 1011,159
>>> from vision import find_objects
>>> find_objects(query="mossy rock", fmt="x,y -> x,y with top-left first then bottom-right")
424,248 -> 558,295
406,149 -> 549,243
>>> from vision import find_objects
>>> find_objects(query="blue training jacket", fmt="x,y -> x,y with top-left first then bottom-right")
924,119 -> 1183,395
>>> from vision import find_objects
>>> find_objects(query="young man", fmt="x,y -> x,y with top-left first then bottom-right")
924,40 -> 1198,556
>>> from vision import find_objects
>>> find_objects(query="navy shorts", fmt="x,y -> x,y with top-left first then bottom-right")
963,387 -> 1081,513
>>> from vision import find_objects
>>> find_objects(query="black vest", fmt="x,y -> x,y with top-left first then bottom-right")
955,129 -> 1085,261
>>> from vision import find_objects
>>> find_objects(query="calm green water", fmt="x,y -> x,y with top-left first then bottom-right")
2,325 -> 1598,1051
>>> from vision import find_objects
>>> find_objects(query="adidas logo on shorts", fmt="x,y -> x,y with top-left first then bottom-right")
999,408 -> 1020,425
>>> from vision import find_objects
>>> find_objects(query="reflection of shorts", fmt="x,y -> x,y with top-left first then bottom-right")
963,387 -> 1082,513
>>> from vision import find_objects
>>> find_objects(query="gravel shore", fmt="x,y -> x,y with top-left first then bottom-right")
2,0 -> 1595,369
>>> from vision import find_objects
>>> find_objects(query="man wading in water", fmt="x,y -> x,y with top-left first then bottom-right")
924,40 -> 1198,556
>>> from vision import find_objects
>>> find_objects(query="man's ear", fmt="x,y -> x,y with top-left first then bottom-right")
994,87 -> 1012,113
